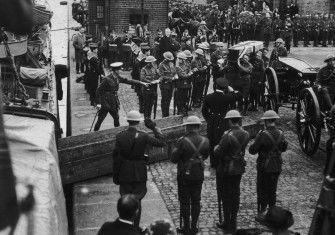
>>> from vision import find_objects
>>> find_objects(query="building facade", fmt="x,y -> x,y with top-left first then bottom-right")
88,0 -> 168,40
273,0 -> 334,15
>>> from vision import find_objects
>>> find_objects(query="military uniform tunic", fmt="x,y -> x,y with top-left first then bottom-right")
176,61 -> 193,115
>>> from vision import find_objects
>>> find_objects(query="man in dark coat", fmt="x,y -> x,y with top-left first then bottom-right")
94,62 -> 147,131
202,77 -> 242,168
249,111 -> 288,220
114,111 -> 166,228
86,43 -> 104,106
214,110 -> 250,233
171,115 -> 210,235
97,195 -> 141,235
158,28 -> 175,63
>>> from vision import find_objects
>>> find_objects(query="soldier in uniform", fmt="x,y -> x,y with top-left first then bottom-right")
311,14 -> 321,47
321,14 -> 330,47
272,15 -> 282,44
270,38 -> 288,66
292,14 -> 301,47
94,62 -> 148,131
210,42 -> 226,90
315,55 -> 335,112
249,51 -> 265,111
231,16 -> 240,46
158,52 -> 177,117
302,15 -> 311,47
214,110 -> 250,233
113,111 -> 166,228
140,56 -> 159,119
249,110 -> 288,219
176,52 -> 194,116
263,13 -> 272,49
171,115 -> 210,235
191,49 -> 208,108
73,27 -> 86,74
202,77 -> 243,168
131,44 -> 151,113
329,14 -> 335,46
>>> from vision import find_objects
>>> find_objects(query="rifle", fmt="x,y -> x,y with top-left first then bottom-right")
153,94 -> 158,119
173,85 -> 177,115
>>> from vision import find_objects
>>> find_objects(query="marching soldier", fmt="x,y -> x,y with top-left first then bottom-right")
176,52 -> 194,116
140,56 -> 159,119
191,49 -> 208,108
202,77 -> 243,168
158,51 -> 177,117
214,110 -> 250,233
171,115 -> 210,235
94,62 -> 148,131
249,110 -> 288,219
113,111 -> 166,228
86,43 -> 104,106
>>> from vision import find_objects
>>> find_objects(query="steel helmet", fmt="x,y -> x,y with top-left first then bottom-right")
163,51 -> 174,61
183,50 -> 193,58
225,110 -> 242,119
200,21 -> 207,25
126,110 -> 144,122
177,52 -> 187,60
184,115 -> 202,125
275,38 -> 284,44
195,48 -> 204,56
199,42 -> 210,50
145,56 -> 157,63
261,110 -> 280,120
324,55 -> 335,63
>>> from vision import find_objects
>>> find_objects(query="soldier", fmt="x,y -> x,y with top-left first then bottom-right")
249,51 -> 265,111
214,110 -> 250,233
270,38 -> 288,66
329,14 -> 335,46
263,13 -> 272,49
231,16 -> 240,46
211,42 -> 227,89
176,52 -> 194,116
140,56 -> 159,119
154,30 -> 163,59
86,43 -> 104,106
311,14 -> 321,47
249,110 -> 288,219
302,15 -> 311,47
315,55 -> 335,112
202,77 -> 243,168
94,62 -> 148,131
321,14 -> 330,47
131,44 -> 151,113
158,52 -> 177,117
272,15 -> 282,43
191,49 -> 208,108
171,116 -> 210,235
292,14 -> 301,47
113,111 -> 165,228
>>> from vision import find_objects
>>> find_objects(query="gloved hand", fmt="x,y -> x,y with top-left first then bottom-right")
144,119 -> 157,130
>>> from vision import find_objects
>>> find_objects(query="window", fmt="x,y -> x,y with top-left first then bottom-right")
129,13 -> 149,25
97,5 -> 104,19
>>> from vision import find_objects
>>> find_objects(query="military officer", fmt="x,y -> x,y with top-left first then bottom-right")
94,62 -> 148,131
158,51 -> 177,117
140,56 -> 159,119
114,111 -> 166,228
86,43 -> 104,106
176,52 -> 194,116
214,110 -> 250,233
315,55 -> 335,112
191,49 -> 208,108
202,77 -> 243,168
171,115 -> 210,235
249,110 -> 288,220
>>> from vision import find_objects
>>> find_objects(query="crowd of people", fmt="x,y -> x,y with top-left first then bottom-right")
96,108 -> 299,235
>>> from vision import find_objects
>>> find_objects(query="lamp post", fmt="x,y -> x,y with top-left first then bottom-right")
60,0 -> 72,136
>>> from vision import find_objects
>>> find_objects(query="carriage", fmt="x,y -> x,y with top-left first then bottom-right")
264,56 -> 329,156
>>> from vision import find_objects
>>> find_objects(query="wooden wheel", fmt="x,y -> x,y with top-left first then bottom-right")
296,88 -> 321,156
263,67 -> 279,113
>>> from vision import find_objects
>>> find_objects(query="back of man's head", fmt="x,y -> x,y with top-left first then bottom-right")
117,195 -> 139,221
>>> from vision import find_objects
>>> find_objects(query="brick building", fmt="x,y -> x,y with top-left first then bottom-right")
273,0 -> 335,15
88,0 -> 169,40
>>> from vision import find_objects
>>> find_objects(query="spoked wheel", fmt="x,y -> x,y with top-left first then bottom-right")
263,67 -> 279,113
296,88 -> 321,156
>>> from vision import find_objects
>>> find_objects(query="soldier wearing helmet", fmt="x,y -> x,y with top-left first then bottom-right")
249,110 -> 288,221
315,55 -> 335,111
171,116 -> 209,235
140,56 -> 159,119
158,51 -> 177,117
214,110 -> 250,233
94,62 -> 148,131
175,52 -> 195,116
113,111 -> 166,228
269,38 -> 288,66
